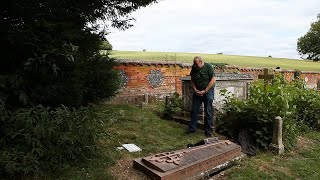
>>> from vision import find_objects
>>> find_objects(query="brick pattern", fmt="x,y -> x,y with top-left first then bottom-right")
113,59 -> 320,103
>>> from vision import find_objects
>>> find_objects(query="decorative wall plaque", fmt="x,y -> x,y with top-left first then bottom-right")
147,69 -> 164,88
119,70 -> 129,88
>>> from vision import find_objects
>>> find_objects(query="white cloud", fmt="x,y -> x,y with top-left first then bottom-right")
106,0 -> 320,59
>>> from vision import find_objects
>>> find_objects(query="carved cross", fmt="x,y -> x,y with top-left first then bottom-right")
258,68 -> 275,89
149,152 -> 185,165
148,140 -> 232,166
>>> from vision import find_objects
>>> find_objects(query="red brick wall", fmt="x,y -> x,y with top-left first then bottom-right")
114,60 -> 190,102
113,60 -> 320,103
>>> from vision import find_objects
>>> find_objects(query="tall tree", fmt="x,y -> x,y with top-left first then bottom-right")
297,14 -> 320,61
0,0 -> 158,107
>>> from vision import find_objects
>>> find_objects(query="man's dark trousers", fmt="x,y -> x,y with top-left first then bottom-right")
189,88 -> 214,133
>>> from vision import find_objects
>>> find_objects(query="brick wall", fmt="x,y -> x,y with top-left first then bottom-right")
113,59 -> 320,103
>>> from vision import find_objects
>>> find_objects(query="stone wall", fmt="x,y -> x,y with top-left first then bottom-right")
113,59 -> 320,103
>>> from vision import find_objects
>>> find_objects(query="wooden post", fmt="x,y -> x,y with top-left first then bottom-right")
140,93 -> 149,109
144,93 -> 149,104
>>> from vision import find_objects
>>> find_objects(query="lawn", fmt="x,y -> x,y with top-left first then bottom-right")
226,132 -> 320,180
53,102 -> 320,180
107,50 -> 320,72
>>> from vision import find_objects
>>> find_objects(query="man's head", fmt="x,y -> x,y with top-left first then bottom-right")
193,56 -> 204,69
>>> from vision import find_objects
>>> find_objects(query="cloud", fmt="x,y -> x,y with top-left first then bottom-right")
106,0 -> 320,59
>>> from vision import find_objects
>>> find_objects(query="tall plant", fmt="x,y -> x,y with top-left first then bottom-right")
216,75 -> 317,150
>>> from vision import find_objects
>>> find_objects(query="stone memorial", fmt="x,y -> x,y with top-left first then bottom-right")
134,138 -> 242,180
258,68 -> 275,90
178,73 -> 253,126
269,116 -> 285,154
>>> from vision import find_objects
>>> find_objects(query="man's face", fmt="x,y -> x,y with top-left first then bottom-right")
193,58 -> 202,69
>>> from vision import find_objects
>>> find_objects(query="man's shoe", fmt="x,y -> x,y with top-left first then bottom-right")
205,131 -> 212,138
186,129 -> 196,134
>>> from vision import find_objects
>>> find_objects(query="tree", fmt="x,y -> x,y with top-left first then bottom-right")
100,40 -> 113,50
0,0 -> 158,175
0,0 -> 158,107
297,14 -> 320,61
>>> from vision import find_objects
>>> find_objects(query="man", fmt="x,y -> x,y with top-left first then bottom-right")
187,56 -> 216,137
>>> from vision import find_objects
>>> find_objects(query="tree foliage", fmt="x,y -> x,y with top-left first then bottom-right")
100,40 -> 113,50
0,0 -> 158,176
297,14 -> 320,61
0,0 -> 158,108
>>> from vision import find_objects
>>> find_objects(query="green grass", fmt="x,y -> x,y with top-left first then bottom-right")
107,50 -> 320,72
53,101 -> 205,179
227,131 -> 320,180
52,102 -> 320,179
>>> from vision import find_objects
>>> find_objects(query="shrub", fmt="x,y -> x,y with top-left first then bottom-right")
163,92 -> 182,119
99,40 -> 113,51
0,102 -> 105,176
289,80 -> 320,129
210,63 -> 228,70
1,54 -> 120,108
216,75 -> 318,150
80,56 -> 121,105
293,69 -> 302,79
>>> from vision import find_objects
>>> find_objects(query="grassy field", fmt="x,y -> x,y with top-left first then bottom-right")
53,102 -> 320,180
107,50 -> 320,72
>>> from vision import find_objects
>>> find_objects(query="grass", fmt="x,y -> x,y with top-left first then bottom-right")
51,101 -> 320,180
52,101 -> 205,179
226,132 -> 320,180
107,50 -> 320,72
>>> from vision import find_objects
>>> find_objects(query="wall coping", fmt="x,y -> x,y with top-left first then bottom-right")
115,59 -> 191,68
115,59 -> 320,74
181,73 -> 253,81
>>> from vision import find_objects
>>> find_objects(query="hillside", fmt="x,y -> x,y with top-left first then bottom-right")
108,51 -> 320,72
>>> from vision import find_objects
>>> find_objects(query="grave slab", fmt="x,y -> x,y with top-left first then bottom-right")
133,139 -> 241,180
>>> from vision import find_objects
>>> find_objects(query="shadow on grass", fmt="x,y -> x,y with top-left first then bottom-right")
52,101 -> 206,179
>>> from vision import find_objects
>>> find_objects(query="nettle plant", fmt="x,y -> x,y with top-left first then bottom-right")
163,92 -> 182,119
217,74 -> 319,150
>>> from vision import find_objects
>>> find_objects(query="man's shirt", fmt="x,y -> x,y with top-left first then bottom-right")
190,63 -> 215,91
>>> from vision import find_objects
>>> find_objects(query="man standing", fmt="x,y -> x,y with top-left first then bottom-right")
186,56 -> 216,137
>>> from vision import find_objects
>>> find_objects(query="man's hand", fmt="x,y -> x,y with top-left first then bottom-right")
195,89 -> 206,96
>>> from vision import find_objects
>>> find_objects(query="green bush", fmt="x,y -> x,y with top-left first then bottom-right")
1,54 -> 121,108
210,63 -> 228,71
216,75 -> 318,150
163,92 -> 182,119
99,40 -> 113,51
80,56 -> 121,105
0,101 -> 105,175
289,81 -> 320,129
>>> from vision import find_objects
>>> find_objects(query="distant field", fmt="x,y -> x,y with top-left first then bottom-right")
107,51 -> 320,72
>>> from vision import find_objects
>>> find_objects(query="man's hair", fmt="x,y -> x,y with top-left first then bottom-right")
193,56 -> 203,61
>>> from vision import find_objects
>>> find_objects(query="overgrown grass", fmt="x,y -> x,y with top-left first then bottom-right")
227,131 -> 320,179
52,101 -> 204,179
47,102 -> 319,179
98,102 -> 205,156
107,50 -> 320,71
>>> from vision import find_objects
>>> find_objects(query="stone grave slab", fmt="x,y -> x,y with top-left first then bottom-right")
133,138 -> 241,180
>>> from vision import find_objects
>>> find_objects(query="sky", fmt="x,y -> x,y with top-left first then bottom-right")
106,0 -> 320,59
